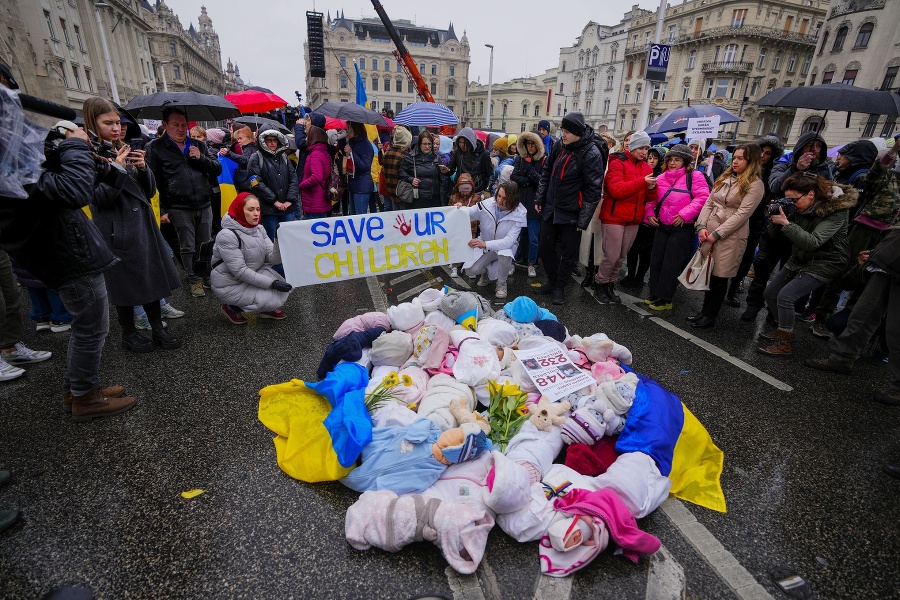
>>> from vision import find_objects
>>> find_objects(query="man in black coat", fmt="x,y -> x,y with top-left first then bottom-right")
145,107 -> 222,297
534,112 -> 605,305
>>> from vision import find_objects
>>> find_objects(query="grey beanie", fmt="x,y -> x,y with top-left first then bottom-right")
666,144 -> 693,163
628,131 -> 652,151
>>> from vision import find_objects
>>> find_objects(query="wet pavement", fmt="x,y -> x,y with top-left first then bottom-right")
1,264 -> 898,599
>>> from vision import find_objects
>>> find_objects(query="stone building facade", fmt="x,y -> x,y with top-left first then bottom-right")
614,0 -> 828,146
304,11 -> 470,119
465,69 -> 558,133
787,0 -> 900,147
146,2 -> 225,95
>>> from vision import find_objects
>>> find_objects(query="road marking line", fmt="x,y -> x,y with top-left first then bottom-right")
366,276 -> 388,312
397,279 -> 442,302
645,544 -> 686,600
447,567 -> 486,600
660,498 -> 774,600
389,270 -> 425,286
533,572 -> 573,600
438,264 -> 472,289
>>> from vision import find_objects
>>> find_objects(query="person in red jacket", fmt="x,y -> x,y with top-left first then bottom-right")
298,126 -> 332,220
594,131 -> 655,304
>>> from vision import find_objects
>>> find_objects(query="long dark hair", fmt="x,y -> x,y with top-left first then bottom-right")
781,172 -> 832,202
497,180 -> 520,210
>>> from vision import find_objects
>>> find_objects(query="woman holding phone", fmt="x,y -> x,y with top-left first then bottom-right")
84,97 -> 182,353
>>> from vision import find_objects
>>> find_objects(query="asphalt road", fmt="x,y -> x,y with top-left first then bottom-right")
0,265 -> 898,599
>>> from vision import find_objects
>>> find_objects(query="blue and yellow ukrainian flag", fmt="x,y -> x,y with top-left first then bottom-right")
217,155 -> 240,217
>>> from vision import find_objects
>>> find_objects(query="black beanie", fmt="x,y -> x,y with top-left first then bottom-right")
560,112 -> 586,137
310,113 -> 326,129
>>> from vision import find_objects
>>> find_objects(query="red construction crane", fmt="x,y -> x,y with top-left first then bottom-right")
369,0 -> 434,103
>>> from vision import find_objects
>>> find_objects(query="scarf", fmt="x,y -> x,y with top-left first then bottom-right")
228,192 -> 255,228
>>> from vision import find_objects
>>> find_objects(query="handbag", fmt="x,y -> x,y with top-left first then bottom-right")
395,155 -> 417,204
678,246 -> 714,291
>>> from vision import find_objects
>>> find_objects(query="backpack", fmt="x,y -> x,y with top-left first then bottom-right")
195,230 -> 241,278
324,161 -> 344,205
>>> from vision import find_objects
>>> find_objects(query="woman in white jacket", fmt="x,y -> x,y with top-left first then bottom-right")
456,181 -> 527,299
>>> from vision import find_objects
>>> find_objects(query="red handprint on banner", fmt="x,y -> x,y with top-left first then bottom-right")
394,214 -> 412,236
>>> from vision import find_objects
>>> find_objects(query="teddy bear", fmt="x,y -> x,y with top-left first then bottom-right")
448,397 -> 491,434
578,333 -> 633,366
590,359 -> 625,384
528,396 -> 571,431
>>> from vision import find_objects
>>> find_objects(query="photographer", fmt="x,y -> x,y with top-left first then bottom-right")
758,173 -> 855,356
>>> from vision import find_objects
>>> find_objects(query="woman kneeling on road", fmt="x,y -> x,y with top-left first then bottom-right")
758,173 -> 854,356
212,192 -> 293,324
456,181 -> 526,299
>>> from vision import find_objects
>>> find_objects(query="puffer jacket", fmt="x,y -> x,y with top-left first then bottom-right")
601,148 -> 653,226
535,127 -> 604,229
768,185 -> 857,280
348,135 -> 374,194
298,126 -> 332,215
645,167 -> 710,225
449,127 -> 494,193
0,138 -> 118,289
462,198 -> 527,281
769,131 -> 832,194
399,147 -> 443,209
250,130 -> 299,216
510,131 -> 546,220
145,133 -> 221,213
211,214 -> 290,312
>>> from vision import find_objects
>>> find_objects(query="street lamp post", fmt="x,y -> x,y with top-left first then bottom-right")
94,2 -> 119,104
159,60 -> 170,92
732,75 -> 764,144
485,44 -> 494,129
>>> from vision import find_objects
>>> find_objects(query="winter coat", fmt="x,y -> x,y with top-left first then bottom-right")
644,168 -> 710,226
462,198 -> 527,280
769,131 -> 832,195
348,135 -> 374,194
249,132 -> 299,216
696,176 -> 765,277
601,149 -> 653,226
0,139 -> 118,289
298,127 -> 332,215
535,127 -> 604,229
449,173 -> 481,236
400,148 -> 443,209
90,165 -> 180,306
449,127 -> 494,193
145,134 -> 221,213
510,132 -> 546,220
767,185 -> 856,281
224,142 -> 259,168
293,122 -> 308,179
382,145 -> 408,206
211,214 -> 290,312
852,152 -> 900,228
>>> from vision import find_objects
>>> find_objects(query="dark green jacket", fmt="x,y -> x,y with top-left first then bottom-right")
768,185 -> 857,280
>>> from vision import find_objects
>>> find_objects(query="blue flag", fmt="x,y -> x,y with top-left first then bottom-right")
354,62 -> 367,107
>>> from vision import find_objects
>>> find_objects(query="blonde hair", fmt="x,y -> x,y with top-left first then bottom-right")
190,126 -> 206,140
82,96 -> 123,149
234,126 -> 254,145
714,143 -> 761,196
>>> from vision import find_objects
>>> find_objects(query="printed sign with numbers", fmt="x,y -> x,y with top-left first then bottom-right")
512,344 -> 595,401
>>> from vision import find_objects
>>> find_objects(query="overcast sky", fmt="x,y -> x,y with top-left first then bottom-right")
163,0 -> 660,105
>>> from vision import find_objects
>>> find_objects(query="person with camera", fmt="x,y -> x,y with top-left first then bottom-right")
146,107 -> 222,298
212,192 -> 293,324
757,173 -> 855,356
399,131 -> 442,210
83,98 -> 182,354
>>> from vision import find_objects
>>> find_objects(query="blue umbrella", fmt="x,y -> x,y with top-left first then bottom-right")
648,133 -> 670,146
645,105 -> 743,134
394,102 -> 459,126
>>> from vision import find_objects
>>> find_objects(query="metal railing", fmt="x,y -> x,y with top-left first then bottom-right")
702,61 -> 753,73
676,26 -> 818,46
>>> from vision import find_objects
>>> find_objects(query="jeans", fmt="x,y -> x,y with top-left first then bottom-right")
261,211 -> 296,241
596,224 -> 639,284
55,274 -> 109,396
0,250 -> 24,348
539,221 -> 581,289
763,268 -> 827,332
352,193 -> 370,216
168,207 -> 213,283
647,224 -> 694,302
302,211 -> 331,220
745,229 -> 792,310
27,288 -> 71,323
466,252 -> 513,285
526,218 -> 541,265
382,195 -> 395,212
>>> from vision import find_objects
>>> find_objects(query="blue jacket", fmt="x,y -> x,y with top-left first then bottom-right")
348,135 -> 374,194
542,134 -> 554,159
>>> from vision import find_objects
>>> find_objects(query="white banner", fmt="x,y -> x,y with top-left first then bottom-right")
278,207 -> 473,286
513,344 -> 595,402
686,116 -> 721,137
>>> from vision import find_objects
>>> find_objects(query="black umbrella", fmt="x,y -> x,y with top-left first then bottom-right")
756,83 -> 900,117
123,92 -> 240,121
313,101 -> 388,126
232,116 -> 290,134
246,85 -> 275,94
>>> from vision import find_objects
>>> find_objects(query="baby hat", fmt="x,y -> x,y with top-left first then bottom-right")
451,330 -> 501,387
413,324 -> 451,371
333,311 -> 391,340
477,317 -> 518,348
416,288 -> 445,313
561,407 -> 607,446
369,330 -> 414,367
440,291 -> 481,331
440,423 -> 492,464
600,372 -> 639,415
535,320 -> 567,343
424,309 -> 458,332
548,516 -> 595,553
388,301 -> 425,335
503,297 -> 557,323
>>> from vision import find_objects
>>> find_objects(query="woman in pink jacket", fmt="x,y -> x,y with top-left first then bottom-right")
298,125 -> 333,219
643,145 -> 710,311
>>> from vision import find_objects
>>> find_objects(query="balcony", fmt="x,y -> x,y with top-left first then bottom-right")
702,61 -> 753,74
625,43 -> 652,56
676,26 -> 818,47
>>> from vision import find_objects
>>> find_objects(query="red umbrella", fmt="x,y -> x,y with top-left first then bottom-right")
224,90 -> 287,114
324,117 -> 347,130
376,116 -> 394,131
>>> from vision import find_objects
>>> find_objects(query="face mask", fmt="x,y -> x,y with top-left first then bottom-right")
458,184 -> 473,194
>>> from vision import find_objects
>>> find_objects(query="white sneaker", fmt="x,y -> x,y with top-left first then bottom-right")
134,314 -> 151,331
495,283 -> 507,299
0,358 -> 25,381
50,320 -> 71,333
161,302 -> 185,319
509,264 -> 515,277
477,274 -> 490,287
450,267 -> 459,278
527,265 -> 537,278
2,342 -> 51,364
35,319 -> 51,332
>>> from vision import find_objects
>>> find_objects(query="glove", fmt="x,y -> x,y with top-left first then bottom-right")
271,280 -> 292,292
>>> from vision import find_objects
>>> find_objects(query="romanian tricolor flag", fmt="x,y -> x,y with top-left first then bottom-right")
615,369 -> 727,513
217,155 -> 240,218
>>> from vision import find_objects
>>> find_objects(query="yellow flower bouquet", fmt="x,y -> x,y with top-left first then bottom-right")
487,380 -> 530,451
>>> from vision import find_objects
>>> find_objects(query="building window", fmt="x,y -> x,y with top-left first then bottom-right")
448,83 -> 454,96
757,48 -> 767,69
372,58 -> 378,70
756,118 -> 765,136
630,115 -> 636,130
419,62 -> 425,73
73,24 -> 84,51
682,82 -> 690,100
821,70 -> 834,84
71,63 -> 81,90
750,79 -> 761,96
705,79 -> 714,98
431,64 -> 437,76
773,51 -> 783,70
611,49 -> 617,62
881,66 -> 899,91
603,99 -> 610,114
173,65 -> 180,79
842,69 -> 857,85
832,26 -> 848,52
521,122 -> 527,132
59,19 -> 71,46
340,75 -> 348,88
57,61 -> 68,87
624,85 -> 629,104
723,44 -> 738,65
408,81 -> 414,93
371,78 -> 378,91
44,11 -> 56,39
522,103 -> 528,116
84,68 -> 94,92
787,53 -> 798,72
635,85 -> 642,103
534,104 -> 541,117
360,58 -> 366,70
559,83 -> 564,94
396,102 -> 403,114
854,23 -> 873,49
881,117 -> 897,138
449,65 -> 455,77
687,50 -> 696,69
479,101 -> 484,116
667,25 -> 677,43
862,114 -> 879,137
715,78 -> 730,97
801,55 -> 812,76
430,81 -> 436,94
396,62 -> 402,72
639,61 -> 645,76
169,42 -> 177,56
732,9 -> 747,28
606,74 -> 614,90
801,115 -> 824,133
383,61 -> 389,72
558,103 -> 562,117
396,79 -> 402,92
370,100 -> 377,111
339,56 -> 346,67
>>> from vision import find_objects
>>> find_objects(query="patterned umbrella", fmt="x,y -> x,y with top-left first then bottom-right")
394,102 -> 459,126
645,105 -> 743,134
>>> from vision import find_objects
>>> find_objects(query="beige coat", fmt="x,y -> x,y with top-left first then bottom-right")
696,176 -> 764,278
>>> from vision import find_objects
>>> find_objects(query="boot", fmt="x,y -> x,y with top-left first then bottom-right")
552,287 -> 566,305
536,282 -> 556,295
606,282 -> 621,304
63,385 -> 126,413
804,357 -> 854,375
758,327 -> 780,342
581,268 -> 595,288
758,329 -> 795,356
71,387 -> 137,422
741,305 -> 762,322
725,292 -> 741,307
122,330 -> 153,353
594,283 -> 613,305
152,325 -> 182,350
691,314 -> 716,329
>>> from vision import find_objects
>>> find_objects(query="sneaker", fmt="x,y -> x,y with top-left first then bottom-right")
648,300 -> 674,311
35,318 -> 51,332
450,267 -> 459,278
202,277 -> 212,289
191,282 -> 206,297
2,342 -> 51,364
49,320 -> 71,333
527,265 -> 537,278
221,304 -> 246,325
260,309 -> 287,320
477,274 -> 490,287
606,283 -> 622,304
134,313 -> 151,331
495,283 -> 507,299
643,296 -> 659,306
0,359 -> 25,382
160,303 -> 185,319
810,320 -> 832,339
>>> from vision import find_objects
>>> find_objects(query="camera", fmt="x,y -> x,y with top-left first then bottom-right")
768,197 -> 796,219
42,128 -> 127,188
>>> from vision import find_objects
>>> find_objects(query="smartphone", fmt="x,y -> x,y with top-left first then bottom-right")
129,138 -> 145,152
